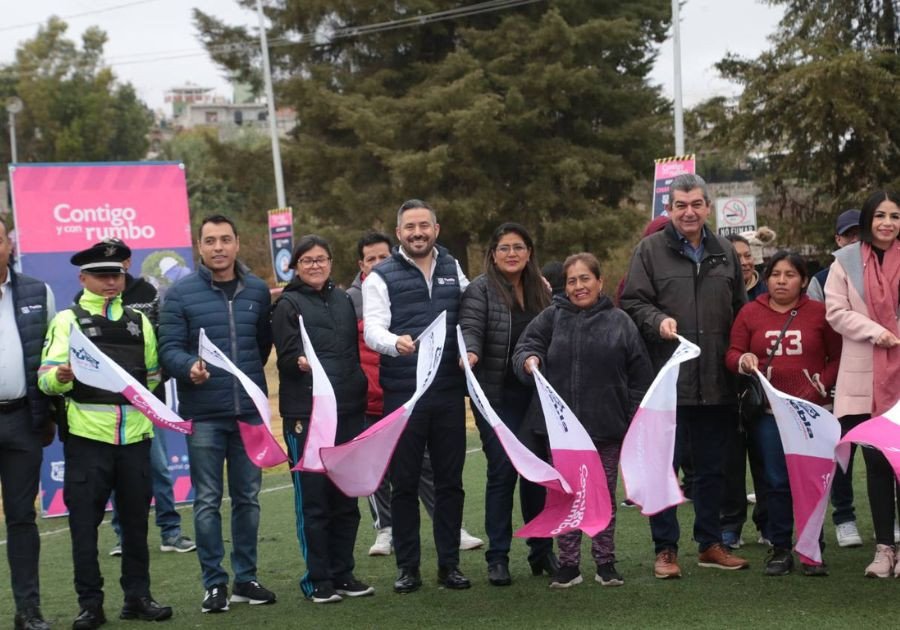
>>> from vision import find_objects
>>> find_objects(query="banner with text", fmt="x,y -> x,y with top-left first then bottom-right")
10,161 -> 195,517
268,207 -> 294,286
652,155 -> 695,218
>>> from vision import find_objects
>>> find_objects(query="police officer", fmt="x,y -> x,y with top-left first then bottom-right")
39,240 -> 173,629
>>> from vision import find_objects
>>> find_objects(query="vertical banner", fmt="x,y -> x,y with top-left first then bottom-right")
9,161 -> 195,517
268,207 -> 294,286
652,155 -> 696,218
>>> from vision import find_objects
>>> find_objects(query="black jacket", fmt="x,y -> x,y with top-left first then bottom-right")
460,274 -> 539,408
512,295 -> 652,442
620,223 -> 747,405
271,276 -> 367,419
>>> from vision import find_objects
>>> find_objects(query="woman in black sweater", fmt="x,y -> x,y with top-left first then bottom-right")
271,235 -> 369,603
460,222 -> 552,586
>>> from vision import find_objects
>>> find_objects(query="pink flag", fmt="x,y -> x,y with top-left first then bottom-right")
757,372 -> 842,565
69,326 -> 192,435
319,312 -> 447,496
840,399 -> 900,481
198,328 -> 288,468
516,367 -> 611,538
620,336 -> 699,515
457,327 -> 571,494
293,314 -> 338,472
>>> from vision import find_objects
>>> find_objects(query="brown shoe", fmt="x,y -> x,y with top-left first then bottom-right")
697,543 -> 750,570
654,549 -> 682,579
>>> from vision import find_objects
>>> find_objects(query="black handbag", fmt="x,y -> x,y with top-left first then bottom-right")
737,309 -> 797,425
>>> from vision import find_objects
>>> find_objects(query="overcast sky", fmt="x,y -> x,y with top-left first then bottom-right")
0,0 -> 784,114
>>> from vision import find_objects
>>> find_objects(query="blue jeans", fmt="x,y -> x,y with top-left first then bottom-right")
112,426 -> 181,543
186,419 -> 262,588
650,405 -> 732,553
747,414 -> 792,549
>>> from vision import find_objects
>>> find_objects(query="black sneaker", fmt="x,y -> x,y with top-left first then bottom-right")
549,565 -> 582,589
334,577 -> 375,597
72,606 -> 106,630
201,584 -> 229,613
307,583 -> 342,604
802,562 -> 829,577
120,596 -> 173,621
595,562 -> 624,586
231,580 -> 276,605
764,548 -> 794,576
14,607 -> 50,630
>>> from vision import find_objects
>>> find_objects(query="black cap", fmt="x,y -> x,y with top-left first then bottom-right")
835,210 -> 860,236
70,239 -> 132,274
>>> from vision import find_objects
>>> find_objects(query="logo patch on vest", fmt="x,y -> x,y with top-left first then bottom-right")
20,304 -> 44,314
126,320 -> 141,337
436,276 -> 457,286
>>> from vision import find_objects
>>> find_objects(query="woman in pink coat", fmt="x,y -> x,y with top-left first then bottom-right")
825,190 -> 900,578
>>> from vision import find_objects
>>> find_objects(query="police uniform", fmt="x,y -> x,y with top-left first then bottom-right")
38,240 -> 172,628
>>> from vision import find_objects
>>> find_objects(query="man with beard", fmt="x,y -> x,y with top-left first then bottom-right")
363,200 -> 471,593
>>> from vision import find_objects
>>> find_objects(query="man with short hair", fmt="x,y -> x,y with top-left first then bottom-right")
363,200 -> 472,593
807,209 -> 864,548
622,173 -> 750,578
0,220 -> 54,630
158,215 -> 275,613
40,239 -> 172,629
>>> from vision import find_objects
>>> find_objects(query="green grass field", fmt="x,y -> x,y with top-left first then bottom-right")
1,432 -> 896,629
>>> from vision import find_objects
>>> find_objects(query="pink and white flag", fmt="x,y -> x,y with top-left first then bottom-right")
621,336 -> 699,515
840,399 -> 900,482
516,366 -> 611,538
757,371 -> 842,565
69,325 -> 192,435
457,326 -> 571,494
198,328 -> 288,468
293,314 -> 338,472
319,312 -> 447,496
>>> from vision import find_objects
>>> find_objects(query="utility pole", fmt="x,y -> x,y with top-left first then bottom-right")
672,0 -> 685,156
256,0 -> 286,208
6,97 -> 23,163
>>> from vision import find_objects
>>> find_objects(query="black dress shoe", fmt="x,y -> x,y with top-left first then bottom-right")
487,563 -> 511,586
393,567 -> 423,594
14,607 -> 50,630
120,596 -> 173,621
437,566 -> 472,589
73,606 -> 106,630
529,552 -> 560,577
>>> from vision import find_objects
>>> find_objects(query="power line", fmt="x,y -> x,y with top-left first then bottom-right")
0,0 -> 165,33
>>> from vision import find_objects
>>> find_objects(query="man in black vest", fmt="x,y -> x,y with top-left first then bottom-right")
0,219 -> 54,630
363,199 -> 471,593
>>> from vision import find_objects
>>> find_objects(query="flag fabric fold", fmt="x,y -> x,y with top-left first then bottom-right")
515,366 -> 611,539
620,336 -> 700,515
840,399 -> 900,482
756,371 -> 842,565
318,312 -> 447,497
293,314 -> 338,473
69,325 -> 192,435
457,326 -> 571,494
198,328 -> 288,468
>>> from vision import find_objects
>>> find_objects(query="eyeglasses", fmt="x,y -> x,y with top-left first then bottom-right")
495,244 -> 528,255
298,256 -> 331,268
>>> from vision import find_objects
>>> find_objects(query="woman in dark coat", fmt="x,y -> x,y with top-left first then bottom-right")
271,235 -> 370,603
513,253 -> 652,588
459,222 -> 552,586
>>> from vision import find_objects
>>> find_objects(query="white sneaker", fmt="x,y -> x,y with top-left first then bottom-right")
836,521 -> 863,548
865,544 -> 895,578
368,527 -> 392,556
746,493 -> 756,504
757,535 -> 772,547
459,528 -> 484,551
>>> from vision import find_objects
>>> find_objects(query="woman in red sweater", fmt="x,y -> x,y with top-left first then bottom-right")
726,251 -> 842,577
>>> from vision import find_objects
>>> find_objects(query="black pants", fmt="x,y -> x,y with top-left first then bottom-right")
283,413 -> 363,595
721,414 -> 769,538
0,406 -> 43,612
64,434 -> 151,608
385,389 -> 466,570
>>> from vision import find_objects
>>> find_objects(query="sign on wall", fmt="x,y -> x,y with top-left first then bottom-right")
715,195 -> 757,235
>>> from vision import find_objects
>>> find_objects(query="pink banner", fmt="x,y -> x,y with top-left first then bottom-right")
293,315 -> 337,473
840,399 -> 900,482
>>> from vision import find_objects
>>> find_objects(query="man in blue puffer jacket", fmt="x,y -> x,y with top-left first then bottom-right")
158,215 -> 274,614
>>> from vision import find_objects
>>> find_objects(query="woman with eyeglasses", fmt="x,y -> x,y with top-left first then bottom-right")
459,222 -> 553,586
271,235 -> 371,603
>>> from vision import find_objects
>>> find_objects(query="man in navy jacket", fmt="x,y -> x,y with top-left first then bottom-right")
158,215 -> 274,614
